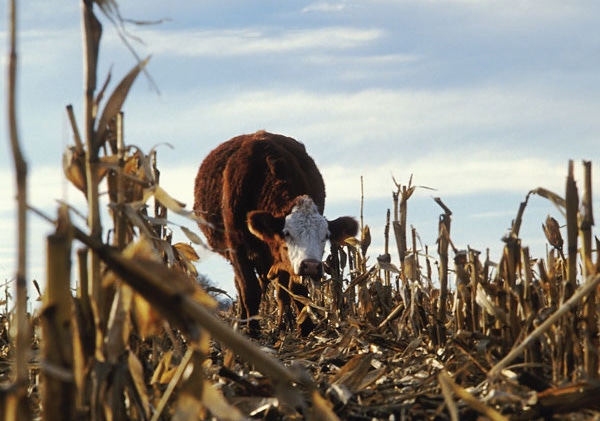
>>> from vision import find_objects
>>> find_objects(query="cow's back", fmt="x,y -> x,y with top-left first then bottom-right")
194,131 -> 326,257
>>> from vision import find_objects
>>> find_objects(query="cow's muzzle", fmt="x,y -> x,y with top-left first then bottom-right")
299,259 -> 323,278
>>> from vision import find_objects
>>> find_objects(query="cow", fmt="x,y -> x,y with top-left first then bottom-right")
193,131 -> 358,336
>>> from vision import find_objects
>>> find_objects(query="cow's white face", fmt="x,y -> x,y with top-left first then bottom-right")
248,195 -> 358,279
283,196 -> 329,276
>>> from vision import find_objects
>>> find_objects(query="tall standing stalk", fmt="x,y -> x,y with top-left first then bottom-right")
81,0 -> 104,316
7,0 -> 31,419
434,197 -> 452,347
564,160 -> 579,302
580,161 -> 598,377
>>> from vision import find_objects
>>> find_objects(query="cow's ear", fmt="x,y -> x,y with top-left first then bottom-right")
247,211 -> 285,241
328,216 -> 359,245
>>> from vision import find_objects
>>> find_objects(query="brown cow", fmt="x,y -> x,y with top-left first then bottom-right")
194,131 -> 358,336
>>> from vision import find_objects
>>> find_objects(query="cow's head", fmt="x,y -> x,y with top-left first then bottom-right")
247,195 -> 358,278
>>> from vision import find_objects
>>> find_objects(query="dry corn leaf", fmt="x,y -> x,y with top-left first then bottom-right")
98,154 -> 121,171
159,367 -> 179,386
403,253 -> 417,280
105,285 -> 133,360
201,379 -> 245,421
537,381 -> 600,413
169,349 -> 211,421
543,215 -> 563,251
344,236 -> 361,248
95,56 -> 150,151
128,352 -> 150,418
149,185 -> 193,216
309,390 -> 340,421
63,146 -> 116,193
439,371 -> 459,421
332,353 -> 373,391
172,393 -> 204,421
156,238 -> 177,268
122,153 -> 149,201
532,187 -> 566,211
173,348 -> 245,421
150,351 -> 173,386
122,204 -> 155,238
377,260 -> 400,274
357,365 -> 387,390
136,145 -> 156,174
223,348 -> 236,369
165,240 -> 200,279
62,146 -> 87,193
361,225 -> 371,256
475,283 -> 507,322
180,226 -> 208,247
133,292 -> 164,339
439,371 -> 508,421
173,243 -> 200,262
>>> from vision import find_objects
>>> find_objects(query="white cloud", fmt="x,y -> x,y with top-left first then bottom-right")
303,52 -> 422,82
463,0 -> 586,24
0,28 -> 80,69
0,166 -> 88,218
124,82 -> 600,170
374,0 -> 587,26
306,52 -> 420,66
135,26 -> 383,57
321,154 -> 568,202
302,3 -> 347,13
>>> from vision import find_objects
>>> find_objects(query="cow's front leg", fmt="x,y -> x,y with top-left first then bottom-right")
231,248 -> 263,336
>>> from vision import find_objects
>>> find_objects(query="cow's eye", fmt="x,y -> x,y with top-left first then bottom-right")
283,229 -> 291,238
325,232 -> 331,240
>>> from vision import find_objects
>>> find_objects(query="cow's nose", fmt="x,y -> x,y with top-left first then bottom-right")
299,259 -> 323,277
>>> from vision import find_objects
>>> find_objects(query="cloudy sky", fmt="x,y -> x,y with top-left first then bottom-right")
2,0 -> 600,297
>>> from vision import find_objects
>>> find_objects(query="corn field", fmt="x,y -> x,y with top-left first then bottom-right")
4,1 -> 600,420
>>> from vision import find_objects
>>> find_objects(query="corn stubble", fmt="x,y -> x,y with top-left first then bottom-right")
4,1 -> 600,420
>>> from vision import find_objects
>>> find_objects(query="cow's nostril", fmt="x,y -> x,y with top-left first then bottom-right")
299,259 -> 323,277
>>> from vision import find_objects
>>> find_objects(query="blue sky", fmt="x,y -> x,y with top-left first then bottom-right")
2,1 -> 600,297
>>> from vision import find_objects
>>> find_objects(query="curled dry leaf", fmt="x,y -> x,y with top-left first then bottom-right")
309,390 -> 340,421
122,204 -> 155,238
376,260 -> 401,274
148,185 -> 194,217
532,187 -> 567,211
173,242 -> 200,277
361,225 -> 371,256
95,56 -> 150,153
63,146 -> 87,193
476,283 -> 507,322
150,351 -> 175,386
543,215 -> 564,251
344,236 -> 361,248
133,291 -> 164,338
180,226 -> 209,248
173,243 -> 200,263
200,379 -> 246,421
128,352 -> 150,418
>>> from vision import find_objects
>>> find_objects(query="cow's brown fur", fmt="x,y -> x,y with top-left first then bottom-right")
194,131 -> 356,335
